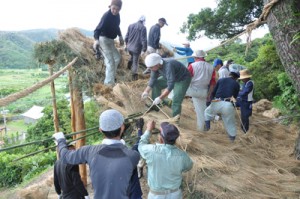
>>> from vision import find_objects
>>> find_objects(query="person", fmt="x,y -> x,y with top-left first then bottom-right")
138,120 -> 193,199
53,109 -> 140,199
236,69 -> 254,133
218,59 -> 233,79
93,0 -> 124,86
143,18 -> 168,74
185,50 -> 216,131
213,58 -> 223,77
54,144 -> 90,199
204,69 -> 240,142
125,15 -> 147,81
173,42 -> 194,66
141,53 -> 192,118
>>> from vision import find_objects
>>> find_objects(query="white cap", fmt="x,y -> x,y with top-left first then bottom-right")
145,53 -> 163,68
182,41 -> 190,46
139,15 -> 146,22
99,109 -> 124,131
192,50 -> 207,58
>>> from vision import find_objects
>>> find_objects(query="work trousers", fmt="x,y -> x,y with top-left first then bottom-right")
205,101 -> 237,137
152,76 -> 191,117
148,189 -> 182,199
186,87 -> 208,131
129,51 -> 140,74
99,36 -> 121,85
238,101 -> 252,133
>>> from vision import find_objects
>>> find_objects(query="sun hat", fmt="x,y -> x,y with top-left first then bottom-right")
213,58 -> 223,67
160,122 -> 180,142
239,69 -> 252,79
110,0 -> 122,8
182,41 -> 190,46
192,50 -> 207,58
159,18 -> 168,26
145,53 -> 163,68
229,68 -> 240,78
99,109 -> 124,131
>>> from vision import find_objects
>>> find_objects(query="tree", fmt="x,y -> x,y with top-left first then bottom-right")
181,0 -> 300,93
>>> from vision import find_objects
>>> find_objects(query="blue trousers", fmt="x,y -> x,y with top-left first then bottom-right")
238,101 -> 252,133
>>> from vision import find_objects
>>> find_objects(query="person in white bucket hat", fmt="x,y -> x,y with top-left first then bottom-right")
185,49 -> 216,131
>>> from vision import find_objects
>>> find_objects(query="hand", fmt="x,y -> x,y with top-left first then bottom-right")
93,40 -> 99,51
53,132 -> 65,144
230,96 -> 237,103
152,97 -> 162,105
119,36 -> 124,46
84,196 -> 90,199
146,120 -> 155,131
141,91 -> 149,100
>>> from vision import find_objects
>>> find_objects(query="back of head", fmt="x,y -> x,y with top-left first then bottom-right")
145,53 -> 163,68
182,41 -> 190,47
229,68 -> 240,79
192,49 -> 207,58
158,17 -> 168,26
99,109 -> 124,138
139,15 -> 146,22
160,122 -> 180,145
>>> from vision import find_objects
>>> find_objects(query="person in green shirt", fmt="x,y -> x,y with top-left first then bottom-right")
138,120 -> 193,199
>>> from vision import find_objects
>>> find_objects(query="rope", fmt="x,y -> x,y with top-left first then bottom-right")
0,57 -> 78,107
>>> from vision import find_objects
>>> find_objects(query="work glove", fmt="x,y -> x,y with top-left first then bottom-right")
141,91 -> 149,100
93,40 -> 100,51
84,196 -> 90,199
152,97 -> 162,105
119,36 -> 124,46
58,195 -> 62,199
53,132 -> 65,145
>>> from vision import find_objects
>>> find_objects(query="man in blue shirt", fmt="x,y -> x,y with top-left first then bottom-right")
204,69 -> 240,142
173,42 -> 194,66
138,120 -> 193,199
237,69 -> 254,133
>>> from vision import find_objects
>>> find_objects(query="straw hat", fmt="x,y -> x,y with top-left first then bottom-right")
239,69 -> 252,79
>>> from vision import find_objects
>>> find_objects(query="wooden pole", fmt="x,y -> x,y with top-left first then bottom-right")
48,65 -> 60,132
68,69 -> 76,138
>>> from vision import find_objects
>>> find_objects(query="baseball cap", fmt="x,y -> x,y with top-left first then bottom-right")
213,58 -> 223,67
159,18 -> 168,26
192,50 -> 207,58
160,122 -> 180,143
145,53 -> 163,68
99,109 -> 124,131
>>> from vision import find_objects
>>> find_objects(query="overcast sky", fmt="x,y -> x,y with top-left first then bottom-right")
0,0 -> 269,50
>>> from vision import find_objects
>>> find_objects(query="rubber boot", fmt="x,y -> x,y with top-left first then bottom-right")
204,121 -> 210,131
229,135 -> 236,142
132,74 -> 138,81
127,60 -> 133,70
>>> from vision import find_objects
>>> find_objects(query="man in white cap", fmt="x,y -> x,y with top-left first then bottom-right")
138,120 -> 193,199
141,53 -> 191,118
185,50 -> 215,131
125,15 -> 147,81
172,41 -> 194,66
204,69 -> 240,142
53,109 -> 140,199
93,0 -> 124,86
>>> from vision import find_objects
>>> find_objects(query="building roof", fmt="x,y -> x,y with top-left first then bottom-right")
21,105 -> 44,120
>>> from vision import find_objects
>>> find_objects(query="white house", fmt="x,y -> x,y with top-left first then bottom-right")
21,105 -> 44,124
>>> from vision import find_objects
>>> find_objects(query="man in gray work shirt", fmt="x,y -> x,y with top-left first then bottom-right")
53,109 -> 140,199
141,53 -> 191,118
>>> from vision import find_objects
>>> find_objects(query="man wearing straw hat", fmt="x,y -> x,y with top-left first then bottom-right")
204,69 -> 240,142
185,49 -> 215,131
138,120 -> 193,199
141,53 -> 191,119
53,109 -> 140,199
236,69 -> 254,133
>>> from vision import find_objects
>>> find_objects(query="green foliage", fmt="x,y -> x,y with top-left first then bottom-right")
181,0 -> 263,40
84,100 -> 103,143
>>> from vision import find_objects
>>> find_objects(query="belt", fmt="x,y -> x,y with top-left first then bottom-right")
213,98 -> 231,102
150,188 -> 180,195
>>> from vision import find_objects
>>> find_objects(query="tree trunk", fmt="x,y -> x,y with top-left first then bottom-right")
72,82 -> 87,186
48,65 -> 60,132
265,0 -> 300,93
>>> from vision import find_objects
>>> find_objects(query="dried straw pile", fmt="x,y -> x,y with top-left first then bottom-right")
96,81 -> 300,199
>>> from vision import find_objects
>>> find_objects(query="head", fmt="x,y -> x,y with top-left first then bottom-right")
182,41 -> 190,47
229,69 -> 240,80
99,109 -> 125,139
145,53 -> 163,72
213,58 -> 223,70
238,69 -> 252,82
158,18 -> 168,27
139,15 -> 146,25
192,49 -> 207,58
159,122 -> 180,145
109,0 -> 122,15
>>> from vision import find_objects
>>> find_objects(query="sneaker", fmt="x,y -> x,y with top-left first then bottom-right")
143,68 -> 151,74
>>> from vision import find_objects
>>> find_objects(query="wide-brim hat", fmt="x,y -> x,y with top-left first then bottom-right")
192,49 -> 207,58
239,69 -> 252,79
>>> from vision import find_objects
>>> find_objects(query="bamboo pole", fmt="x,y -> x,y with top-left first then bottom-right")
49,64 -> 60,133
